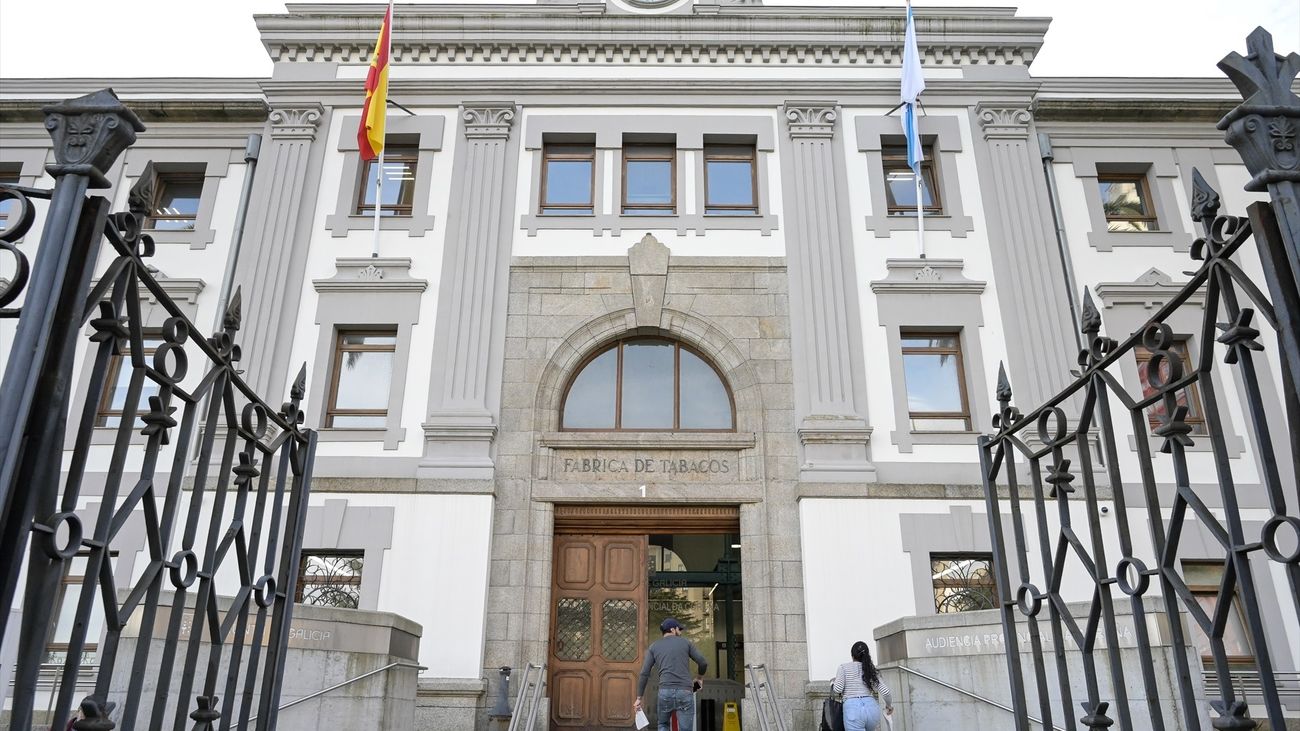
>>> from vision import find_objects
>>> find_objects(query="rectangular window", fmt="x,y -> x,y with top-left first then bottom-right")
0,165 -> 20,226
931,554 -> 997,613
97,335 -> 163,428
541,143 -> 595,215
704,144 -> 758,216
355,144 -> 417,216
146,172 -> 203,231
296,551 -> 364,608
1182,561 -> 1254,668
1098,174 -> 1158,232
882,144 -> 942,216
622,144 -> 675,215
326,329 -> 397,428
900,331 -> 971,431
47,552 -> 116,668
1134,339 -> 1208,436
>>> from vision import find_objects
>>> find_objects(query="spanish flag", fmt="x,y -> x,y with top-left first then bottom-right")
358,2 -> 393,161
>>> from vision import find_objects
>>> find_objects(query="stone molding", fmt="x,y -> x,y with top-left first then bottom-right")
975,104 -> 1033,139
462,103 -> 517,139
783,102 -> 837,139
312,257 -> 430,294
268,105 -> 324,139
1093,267 -> 1206,310
628,233 -> 670,327
869,258 -> 986,295
539,431 -> 756,450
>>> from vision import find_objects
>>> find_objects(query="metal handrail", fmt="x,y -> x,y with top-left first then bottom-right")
506,662 -> 546,731
246,660 -> 425,723
744,663 -> 789,731
895,663 -> 1066,731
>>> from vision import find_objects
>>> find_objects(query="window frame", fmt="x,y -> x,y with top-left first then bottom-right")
703,144 -> 759,216
295,550 -> 365,608
560,338 -> 736,433
930,552 -> 998,614
540,143 -> 597,215
1097,173 -> 1160,233
621,144 -> 676,216
96,333 -> 162,428
144,172 -> 205,232
1133,339 -> 1208,436
353,144 -> 419,217
881,144 -> 943,216
1181,560 -> 1256,669
900,330 -> 972,432
325,328 -> 399,429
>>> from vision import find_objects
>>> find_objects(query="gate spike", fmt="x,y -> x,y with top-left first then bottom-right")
996,361 -> 1012,408
223,287 -> 242,334
290,363 -> 308,403
1080,288 -> 1101,337
127,161 -> 155,219
1189,168 -> 1221,223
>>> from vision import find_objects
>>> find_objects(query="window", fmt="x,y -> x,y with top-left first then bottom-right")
931,554 -> 997,613
1135,340 -> 1208,436
296,552 -> 364,608
47,553 -> 115,667
561,338 -> 734,431
1182,561 -> 1254,668
97,335 -> 163,428
145,172 -> 203,231
622,144 -> 675,215
355,144 -> 417,216
325,330 -> 397,428
882,143 -> 941,216
0,165 -> 19,226
900,332 -> 971,431
704,145 -> 758,215
541,143 -> 595,215
1098,174 -> 1158,232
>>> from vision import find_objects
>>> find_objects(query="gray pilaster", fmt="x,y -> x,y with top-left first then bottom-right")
420,103 -> 519,480
234,104 -> 327,397
971,103 -> 1078,409
779,101 -> 875,483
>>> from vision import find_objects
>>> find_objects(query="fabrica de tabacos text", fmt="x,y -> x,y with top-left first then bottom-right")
560,455 -> 731,475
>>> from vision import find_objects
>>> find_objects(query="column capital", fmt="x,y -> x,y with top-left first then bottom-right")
268,105 -> 323,140
42,88 -> 146,188
975,104 -> 1033,140
783,101 -> 839,139
462,103 -> 517,139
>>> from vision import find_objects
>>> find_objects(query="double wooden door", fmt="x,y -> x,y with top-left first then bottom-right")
549,535 -> 647,730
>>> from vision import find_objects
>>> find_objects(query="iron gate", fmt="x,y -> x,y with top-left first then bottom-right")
980,29 -> 1300,731
0,90 -> 317,729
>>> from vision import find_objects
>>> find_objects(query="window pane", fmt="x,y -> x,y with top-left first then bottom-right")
151,178 -> 201,230
706,160 -> 754,207
903,352 -> 964,413
910,416 -> 968,431
544,159 -> 593,206
102,338 -> 164,428
1107,219 -> 1153,232
360,155 -> 416,215
620,340 -> 675,428
625,160 -> 672,206
52,584 -> 83,643
679,349 -> 732,429
1136,343 -> 1207,435
901,334 -> 958,349
299,553 -> 363,608
341,332 -> 397,347
885,167 -> 936,210
333,349 -> 393,411
563,348 -> 617,428
329,414 -> 387,428
932,555 -> 997,613
1099,179 -> 1150,217
1189,593 -> 1253,659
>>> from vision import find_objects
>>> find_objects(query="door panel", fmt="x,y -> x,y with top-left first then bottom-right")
550,534 -> 647,730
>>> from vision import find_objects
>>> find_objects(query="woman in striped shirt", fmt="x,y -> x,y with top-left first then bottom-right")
832,641 -> 893,731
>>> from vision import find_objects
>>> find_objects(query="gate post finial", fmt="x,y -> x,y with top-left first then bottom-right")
42,88 -> 146,189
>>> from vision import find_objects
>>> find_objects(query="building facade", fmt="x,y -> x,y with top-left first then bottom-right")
1,2 -> 1296,729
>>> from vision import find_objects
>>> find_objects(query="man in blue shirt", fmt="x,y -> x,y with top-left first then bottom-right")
635,618 -> 708,731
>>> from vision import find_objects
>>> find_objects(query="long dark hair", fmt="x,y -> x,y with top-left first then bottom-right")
850,641 -> 879,691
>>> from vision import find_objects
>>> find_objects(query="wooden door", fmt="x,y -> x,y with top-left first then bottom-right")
550,534 -> 647,730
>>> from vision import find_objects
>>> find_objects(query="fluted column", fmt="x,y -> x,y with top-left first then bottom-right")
780,101 -> 875,482
234,105 -> 326,397
420,103 -> 519,480
972,103 -> 1078,408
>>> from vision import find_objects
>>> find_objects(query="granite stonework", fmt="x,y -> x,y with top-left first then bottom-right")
472,236 -> 809,729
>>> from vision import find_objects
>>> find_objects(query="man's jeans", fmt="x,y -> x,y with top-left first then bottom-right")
656,687 -> 694,731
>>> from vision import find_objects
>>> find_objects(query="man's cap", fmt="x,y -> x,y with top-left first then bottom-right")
660,618 -> 683,632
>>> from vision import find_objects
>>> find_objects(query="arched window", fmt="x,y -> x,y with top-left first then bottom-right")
561,338 -> 734,431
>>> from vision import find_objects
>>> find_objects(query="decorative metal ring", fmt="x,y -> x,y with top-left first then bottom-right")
34,512 -> 84,560
152,342 -> 189,385
0,185 -> 37,242
1036,407 -> 1069,447
242,402 -> 269,440
1115,556 -> 1150,596
168,549 -> 200,589
1141,322 -> 1173,352
1015,583 -> 1042,617
254,575 -> 278,608
161,316 -> 190,346
1261,515 -> 1300,565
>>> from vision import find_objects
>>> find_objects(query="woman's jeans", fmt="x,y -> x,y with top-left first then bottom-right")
657,687 -> 694,731
843,695 -> 882,731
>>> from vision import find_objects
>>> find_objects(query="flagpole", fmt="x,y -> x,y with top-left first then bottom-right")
916,166 -> 925,259
370,0 -> 394,259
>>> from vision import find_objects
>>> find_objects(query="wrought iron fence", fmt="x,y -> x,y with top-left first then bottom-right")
979,30 -> 1300,731
0,90 -> 317,730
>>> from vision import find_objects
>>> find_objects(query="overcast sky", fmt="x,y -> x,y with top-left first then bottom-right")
1,0 -> 1297,79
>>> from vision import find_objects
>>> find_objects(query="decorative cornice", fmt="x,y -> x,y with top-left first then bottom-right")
268,105 -> 323,140
783,101 -> 838,139
975,104 -> 1033,139
255,5 -> 1048,69
1093,267 -> 1206,310
540,431 -> 757,451
869,258 -> 986,295
313,256 -> 428,293
461,103 -> 516,139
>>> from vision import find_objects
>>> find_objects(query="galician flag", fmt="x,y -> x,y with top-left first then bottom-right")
358,2 -> 393,162
900,1 -> 926,174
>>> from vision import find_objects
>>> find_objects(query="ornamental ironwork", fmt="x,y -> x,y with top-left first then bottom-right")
0,89 -> 317,731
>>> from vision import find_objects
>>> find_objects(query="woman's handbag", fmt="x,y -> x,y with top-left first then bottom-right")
820,694 -> 844,731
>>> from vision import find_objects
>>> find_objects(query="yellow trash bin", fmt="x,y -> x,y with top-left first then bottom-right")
722,701 -> 740,731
